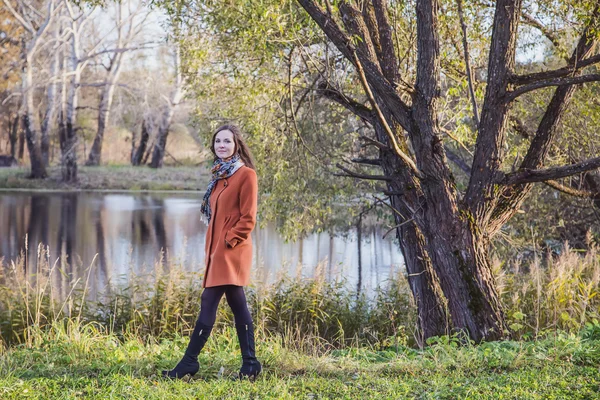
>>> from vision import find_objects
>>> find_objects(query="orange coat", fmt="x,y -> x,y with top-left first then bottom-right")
203,166 -> 258,287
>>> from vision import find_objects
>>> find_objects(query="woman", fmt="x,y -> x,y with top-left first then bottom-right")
162,124 -> 261,380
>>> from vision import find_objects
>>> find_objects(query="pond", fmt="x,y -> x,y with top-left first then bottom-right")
0,191 -> 404,298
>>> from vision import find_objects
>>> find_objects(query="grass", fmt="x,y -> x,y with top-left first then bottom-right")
0,165 -> 209,191
1,242 -> 600,398
0,323 -> 599,399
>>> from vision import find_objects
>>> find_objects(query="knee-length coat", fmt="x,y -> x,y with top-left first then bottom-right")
203,165 -> 258,287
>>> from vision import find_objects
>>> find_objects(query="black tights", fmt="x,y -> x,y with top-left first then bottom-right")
197,285 -> 253,326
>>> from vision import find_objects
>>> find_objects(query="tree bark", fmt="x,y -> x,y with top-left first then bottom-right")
22,53 -> 47,179
131,118 -> 150,166
40,24 -> 60,167
9,114 -> 18,158
22,114 -> 47,178
18,128 -> 25,161
86,80 -> 117,166
61,9 -> 82,182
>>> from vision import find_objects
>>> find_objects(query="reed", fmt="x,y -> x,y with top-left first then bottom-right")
1,240 -> 599,350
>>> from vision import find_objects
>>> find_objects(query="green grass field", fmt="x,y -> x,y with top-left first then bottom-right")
1,323 -> 599,399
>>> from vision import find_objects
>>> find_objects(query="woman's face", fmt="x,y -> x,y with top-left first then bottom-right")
214,129 -> 236,159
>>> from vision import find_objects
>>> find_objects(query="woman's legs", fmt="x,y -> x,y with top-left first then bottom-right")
224,285 -> 252,325
162,286 -> 226,379
224,286 -> 262,380
198,286 -> 228,325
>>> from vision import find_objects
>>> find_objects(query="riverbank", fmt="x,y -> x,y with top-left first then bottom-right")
1,323 -> 598,399
0,166 -> 209,191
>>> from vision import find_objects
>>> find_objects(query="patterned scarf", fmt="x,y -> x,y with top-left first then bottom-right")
201,154 -> 244,224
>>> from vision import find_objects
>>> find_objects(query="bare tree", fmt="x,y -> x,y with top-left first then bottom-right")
2,0 -> 64,178
149,44 -> 185,168
40,19 -> 60,166
86,0 -> 152,166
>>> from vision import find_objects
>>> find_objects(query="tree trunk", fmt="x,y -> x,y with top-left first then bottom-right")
149,121 -> 170,168
131,119 -> 150,166
40,25 -> 61,167
23,55 -> 47,179
86,82 -> 115,166
376,118 -> 450,342
150,47 -> 185,169
18,129 -> 25,161
142,137 -> 154,165
62,120 -> 78,182
9,114 -> 18,158
61,19 -> 81,183
22,115 -> 47,179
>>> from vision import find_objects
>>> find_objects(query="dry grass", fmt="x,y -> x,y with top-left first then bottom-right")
0,165 -> 210,191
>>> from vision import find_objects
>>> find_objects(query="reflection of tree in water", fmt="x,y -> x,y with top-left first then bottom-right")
130,197 -> 168,269
152,198 -> 168,268
0,197 -> 23,264
56,194 -> 78,275
26,195 -> 49,274
95,202 -> 108,284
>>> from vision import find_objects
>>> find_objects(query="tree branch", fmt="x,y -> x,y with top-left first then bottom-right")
544,180 -> 599,199
351,157 -> 382,166
2,0 -> 35,34
297,0 -> 412,130
456,0 -> 480,126
359,135 -> 389,150
372,0 -> 400,84
79,43 -> 158,62
520,12 -> 561,51
316,81 -> 373,122
351,49 -> 424,178
464,0 -> 521,213
510,54 -> 600,85
506,74 -> 600,101
499,157 -> 600,185
487,5 -> 600,232
335,163 -> 392,181
445,147 -> 471,175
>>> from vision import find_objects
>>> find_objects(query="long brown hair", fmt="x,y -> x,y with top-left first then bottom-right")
211,124 -> 256,170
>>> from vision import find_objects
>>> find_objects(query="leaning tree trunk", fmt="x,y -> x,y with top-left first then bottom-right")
150,46 -> 185,169
375,119 -> 450,342
22,56 -> 47,179
86,81 -> 116,166
149,116 -> 171,169
131,118 -> 150,166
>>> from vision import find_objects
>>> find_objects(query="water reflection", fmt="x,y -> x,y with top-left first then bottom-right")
0,191 -> 404,297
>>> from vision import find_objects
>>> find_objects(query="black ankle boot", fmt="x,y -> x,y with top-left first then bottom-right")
235,323 -> 262,380
162,322 -> 213,379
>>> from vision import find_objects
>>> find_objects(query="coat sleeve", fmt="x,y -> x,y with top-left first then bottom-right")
225,169 -> 258,248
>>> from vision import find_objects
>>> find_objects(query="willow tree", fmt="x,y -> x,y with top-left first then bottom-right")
172,0 -> 600,342
291,0 -> 600,342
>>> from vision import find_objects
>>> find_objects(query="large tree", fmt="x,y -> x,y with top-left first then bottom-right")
296,0 -> 600,342
173,0 -> 600,343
